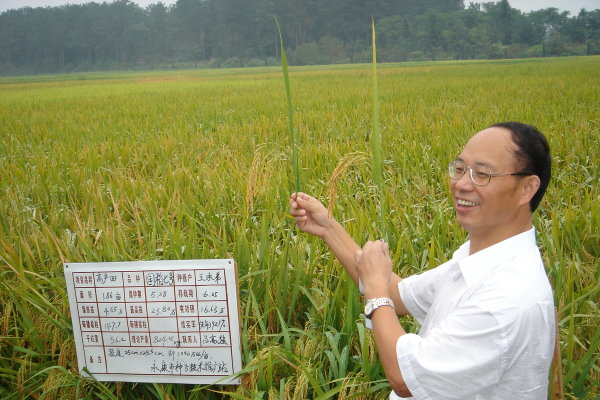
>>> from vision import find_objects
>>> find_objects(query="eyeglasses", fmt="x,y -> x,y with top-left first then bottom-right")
448,160 -> 529,186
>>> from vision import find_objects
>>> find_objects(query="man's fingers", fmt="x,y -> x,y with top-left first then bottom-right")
292,193 -> 329,217
380,240 -> 389,255
290,206 -> 306,216
362,240 -> 389,257
290,192 -> 307,208
296,193 -> 321,211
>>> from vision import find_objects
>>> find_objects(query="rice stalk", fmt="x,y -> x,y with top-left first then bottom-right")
371,18 -> 386,238
275,17 -> 300,192
291,372 -> 308,400
282,376 -> 297,400
2,298 -> 12,334
57,339 -> 75,370
327,151 -> 368,218
245,145 -> 283,216
51,326 -> 60,358
337,373 -> 369,400
292,324 -> 321,364
245,148 -> 264,216
550,308 -> 564,399
267,386 -> 279,400
16,356 -> 31,396
242,345 -> 277,391
42,368 -> 65,400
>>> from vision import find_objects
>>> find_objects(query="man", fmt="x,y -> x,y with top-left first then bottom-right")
289,122 -> 555,399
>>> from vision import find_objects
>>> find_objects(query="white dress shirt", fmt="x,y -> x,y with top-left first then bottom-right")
390,228 -> 555,400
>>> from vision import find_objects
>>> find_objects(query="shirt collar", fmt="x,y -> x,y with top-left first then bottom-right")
451,227 -> 538,287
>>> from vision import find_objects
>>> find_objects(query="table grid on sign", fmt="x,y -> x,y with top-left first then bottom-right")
72,267 -> 234,377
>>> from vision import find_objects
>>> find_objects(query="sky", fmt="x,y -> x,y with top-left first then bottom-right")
1,0 -> 599,15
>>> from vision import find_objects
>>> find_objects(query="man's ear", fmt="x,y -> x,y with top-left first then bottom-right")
521,175 -> 540,206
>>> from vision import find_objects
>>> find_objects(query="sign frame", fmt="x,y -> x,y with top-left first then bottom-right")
64,259 -> 242,385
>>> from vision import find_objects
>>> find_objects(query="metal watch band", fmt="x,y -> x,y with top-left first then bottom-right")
365,297 -> 395,319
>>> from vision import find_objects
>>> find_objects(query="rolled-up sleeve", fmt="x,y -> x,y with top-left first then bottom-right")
395,306 -> 505,400
399,261 -> 454,324
399,276 -> 427,323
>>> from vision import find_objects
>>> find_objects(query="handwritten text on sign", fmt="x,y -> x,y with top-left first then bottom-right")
64,259 -> 241,384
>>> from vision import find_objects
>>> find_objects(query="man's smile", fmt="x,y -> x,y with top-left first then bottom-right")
456,198 -> 480,207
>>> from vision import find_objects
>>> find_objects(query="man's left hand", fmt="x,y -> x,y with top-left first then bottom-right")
356,240 -> 393,299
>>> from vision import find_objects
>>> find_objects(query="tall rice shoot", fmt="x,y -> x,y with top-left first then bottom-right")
275,17 -> 300,192
371,19 -> 386,239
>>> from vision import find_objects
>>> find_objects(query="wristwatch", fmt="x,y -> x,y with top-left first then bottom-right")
365,297 -> 395,319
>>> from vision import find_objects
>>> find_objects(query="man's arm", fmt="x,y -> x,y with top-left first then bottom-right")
292,194 -> 413,396
359,240 -> 412,397
290,193 -> 410,315
388,274 -> 410,316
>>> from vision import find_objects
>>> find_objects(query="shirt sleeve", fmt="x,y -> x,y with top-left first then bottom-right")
395,304 -> 505,400
399,261 -> 454,323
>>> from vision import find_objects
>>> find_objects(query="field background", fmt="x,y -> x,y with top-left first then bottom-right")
1,56 -> 598,399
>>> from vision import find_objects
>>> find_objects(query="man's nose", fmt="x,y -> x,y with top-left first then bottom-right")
455,170 -> 475,190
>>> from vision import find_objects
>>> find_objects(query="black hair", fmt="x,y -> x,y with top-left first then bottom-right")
490,122 -> 551,212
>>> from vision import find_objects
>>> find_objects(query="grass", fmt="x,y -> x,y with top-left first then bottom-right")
0,56 -> 599,399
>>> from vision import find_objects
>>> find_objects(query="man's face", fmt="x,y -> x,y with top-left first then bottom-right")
450,127 -> 527,238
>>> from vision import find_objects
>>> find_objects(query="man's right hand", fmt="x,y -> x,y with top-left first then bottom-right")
289,192 -> 331,238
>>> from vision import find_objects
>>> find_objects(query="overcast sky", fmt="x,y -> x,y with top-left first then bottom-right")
1,0 -> 599,15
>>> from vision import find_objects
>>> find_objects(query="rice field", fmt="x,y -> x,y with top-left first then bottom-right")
0,56 -> 598,399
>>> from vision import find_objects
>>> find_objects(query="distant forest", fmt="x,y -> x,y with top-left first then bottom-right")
1,0 -> 599,74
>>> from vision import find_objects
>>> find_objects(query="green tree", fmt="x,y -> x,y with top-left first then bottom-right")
528,8 -> 570,56
483,0 -> 520,45
147,2 -> 173,64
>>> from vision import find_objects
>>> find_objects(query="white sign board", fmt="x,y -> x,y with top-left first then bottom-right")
64,259 -> 242,385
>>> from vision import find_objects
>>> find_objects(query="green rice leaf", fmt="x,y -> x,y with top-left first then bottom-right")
275,17 -> 301,192
371,18 -> 387,239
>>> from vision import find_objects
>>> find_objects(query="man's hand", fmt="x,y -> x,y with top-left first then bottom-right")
289,192 -> 331,238
356,240 -> 393,299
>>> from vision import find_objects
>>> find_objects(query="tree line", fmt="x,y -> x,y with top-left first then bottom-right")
1,0 -> 599,74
